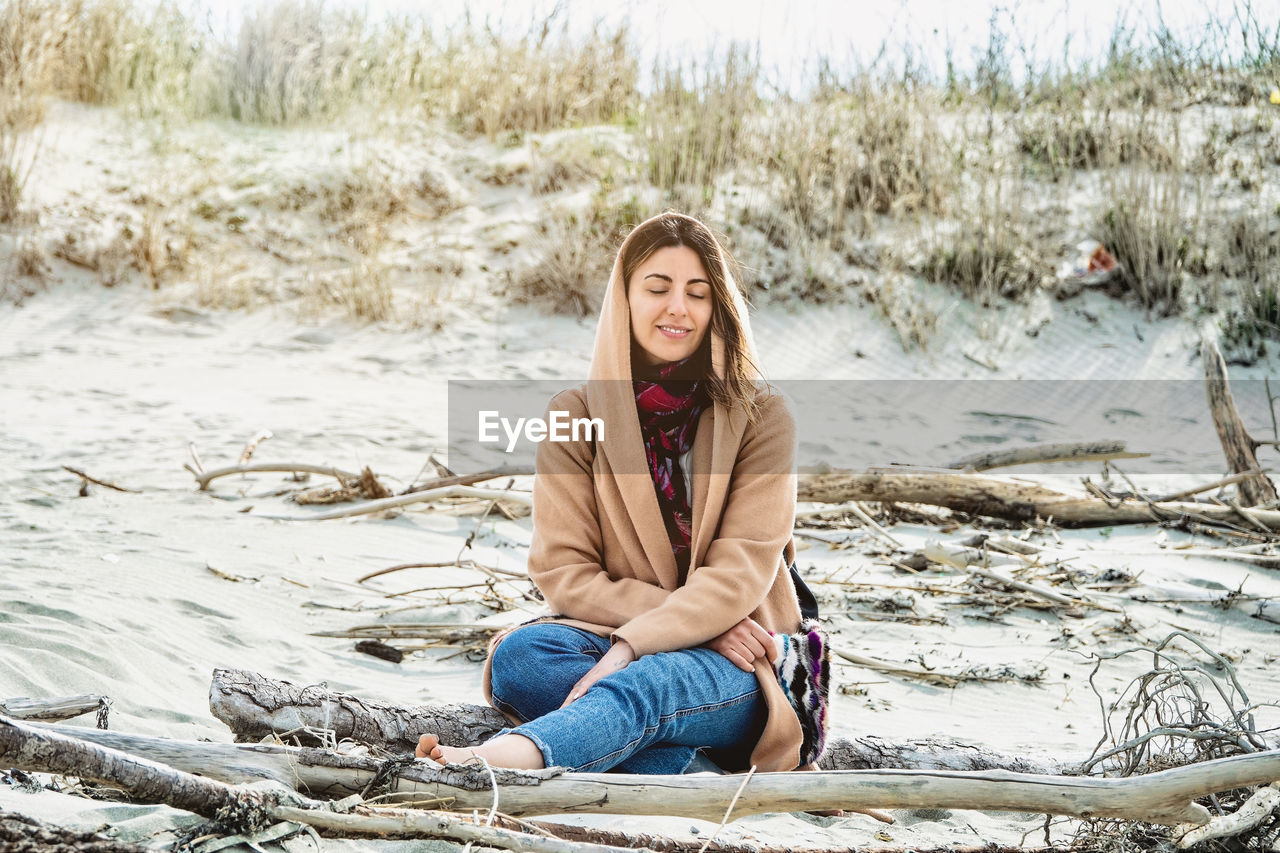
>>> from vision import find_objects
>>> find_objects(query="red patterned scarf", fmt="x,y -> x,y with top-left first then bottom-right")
633,357 -> 709,579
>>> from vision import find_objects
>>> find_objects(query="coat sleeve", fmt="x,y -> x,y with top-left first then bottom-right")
527,390 -> 671,627
611,393 -> 797,656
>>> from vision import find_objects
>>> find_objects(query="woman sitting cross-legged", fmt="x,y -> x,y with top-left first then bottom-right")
416,210 -> 828,775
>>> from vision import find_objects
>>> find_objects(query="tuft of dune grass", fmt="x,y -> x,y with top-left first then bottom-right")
1097,166 -> 1205,316
642,44 -> 760,195
763,84 -> 950,240
5,0 -> 1280,343
507,192 -> 646,317
919,159 -> 1046,307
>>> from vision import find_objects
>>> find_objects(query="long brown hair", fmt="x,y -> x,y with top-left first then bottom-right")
619,212 -> 762,420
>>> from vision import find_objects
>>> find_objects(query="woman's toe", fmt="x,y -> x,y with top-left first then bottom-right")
415,733 -> 445,763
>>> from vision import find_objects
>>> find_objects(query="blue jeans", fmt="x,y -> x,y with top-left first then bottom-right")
488,623 -> 766,774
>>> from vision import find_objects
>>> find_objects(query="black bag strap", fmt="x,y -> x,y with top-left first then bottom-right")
788,562 -> 820,621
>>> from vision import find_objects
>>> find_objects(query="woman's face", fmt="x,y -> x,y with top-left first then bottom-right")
627,245 -> 713,368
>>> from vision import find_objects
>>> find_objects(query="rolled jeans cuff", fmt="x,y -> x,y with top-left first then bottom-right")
498,726 -> 558,768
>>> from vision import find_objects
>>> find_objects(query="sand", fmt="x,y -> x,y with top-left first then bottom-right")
2,99 -> 1280,851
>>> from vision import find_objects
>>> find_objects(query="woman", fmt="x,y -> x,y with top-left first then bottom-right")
417,211 -> 827,774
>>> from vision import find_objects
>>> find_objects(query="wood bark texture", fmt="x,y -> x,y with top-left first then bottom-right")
0,694 -> 107,722
796,466 -> 1280,528
945,441 -> 1145,472
211,668 -> 1066,773
210,667 -> 509,752
192,462 -> 361,491
1201,333 -> 1277,506
0,715 -> 283,825
18,717 -> 1280,827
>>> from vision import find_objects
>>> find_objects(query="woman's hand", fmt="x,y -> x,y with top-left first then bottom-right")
560,639 -> 637,708
707,617 -> 778,672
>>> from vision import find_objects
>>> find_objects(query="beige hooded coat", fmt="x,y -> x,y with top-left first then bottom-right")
483,213 -> 805,772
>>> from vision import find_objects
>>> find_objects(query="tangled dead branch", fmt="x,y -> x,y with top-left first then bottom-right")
1074,631 -> 1280,852
291,466 -> 391,504
1081,630 -> 1274,777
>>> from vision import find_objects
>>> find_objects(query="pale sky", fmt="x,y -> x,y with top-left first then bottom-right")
200,0 -> 1280,91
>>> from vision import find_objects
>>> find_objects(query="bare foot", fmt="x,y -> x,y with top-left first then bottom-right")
415,734 -> 445,765
415,734 -> 479,767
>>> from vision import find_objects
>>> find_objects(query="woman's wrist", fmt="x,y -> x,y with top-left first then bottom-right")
610,638 -> 637,662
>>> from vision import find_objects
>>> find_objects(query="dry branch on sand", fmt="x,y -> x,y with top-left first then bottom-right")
796,466 -> 1280,531
1079,630 -> 1274,778
944,440 -> 1148,472
60,466 -> 141,495
921,540 -> 1119,612
249,484 -> 532,521
209,668 -> 1065,773
292,466 -> 391,505
6,640 -> 1280,852
799,354 -> 1280,534
1202,331 -> 1278,506
187,462 -> 364,491
8,713 -> 1280,830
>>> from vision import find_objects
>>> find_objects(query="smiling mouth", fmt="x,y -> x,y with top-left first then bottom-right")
658,326 -> 692,336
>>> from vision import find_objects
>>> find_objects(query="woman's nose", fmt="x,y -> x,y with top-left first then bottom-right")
666,288 -> 687,316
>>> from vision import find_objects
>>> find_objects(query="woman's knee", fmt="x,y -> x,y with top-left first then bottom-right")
595,647 -> 761,721
490,624 -> 603,717
493,624 -> 594,673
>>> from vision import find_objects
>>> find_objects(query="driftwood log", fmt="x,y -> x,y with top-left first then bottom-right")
210,667 -> 508,753
0,694 -> 108,723
945,441 -> 1147,472
1,716 -> 645,853
795,466 -> 1280,529
1202,332 -> 1277,506
209,668 -> 1067,774
0,715 -> 290,825
12,713 -> 1280,827
0,809 -> 151,852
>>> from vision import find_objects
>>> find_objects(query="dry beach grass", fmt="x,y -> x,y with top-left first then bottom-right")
0,0 -> 1278,352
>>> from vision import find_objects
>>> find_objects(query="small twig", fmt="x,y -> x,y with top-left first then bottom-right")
461,482 -> 514,560
61,466 -> 140,494
963,350 -> 999,371
257,485 -> 532,522
310,623 -> 504,641
1268,377 -> 1278,443
238,430 -> 274,465
1229,498 -> 1273,535
386,583 -> 492,598
206,564 -> 260,584
1152,469 -> 1267,503
474,756 -> 500,826
428,454 -> 457,478
357,560 -> 526,584
191,462 -> 362,491
188,442 -> 206,476
403,467 -> 533,495
699,766 -> 755,853
845,502 -> 903,549
832,649 -> 959,687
